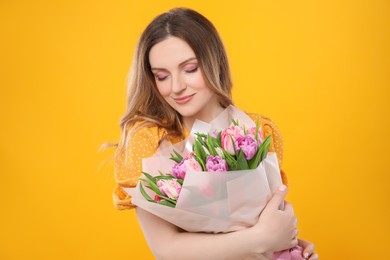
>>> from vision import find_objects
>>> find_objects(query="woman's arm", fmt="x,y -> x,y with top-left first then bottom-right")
136,185 -> 298,260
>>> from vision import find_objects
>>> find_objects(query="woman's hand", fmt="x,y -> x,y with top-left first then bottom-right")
249,185 -> 298,254
298,238 -> 318,259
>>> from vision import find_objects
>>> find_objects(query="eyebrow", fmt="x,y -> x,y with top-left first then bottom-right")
151,57 -> 197,71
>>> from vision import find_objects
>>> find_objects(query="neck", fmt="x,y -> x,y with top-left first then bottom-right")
182,103 -> 225,131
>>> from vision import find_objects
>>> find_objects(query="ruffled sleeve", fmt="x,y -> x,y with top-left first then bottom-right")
113,124 -> 164,210
247,113 -> 288,186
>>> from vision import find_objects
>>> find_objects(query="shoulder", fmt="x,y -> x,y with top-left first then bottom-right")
119,122 -> 168,165
129,122 -> 164,144
245,112 -> 283,156
246,113 -> 283,137
116,121 -> 167,174
245,112 -> 273,123
126,121 -> 185,147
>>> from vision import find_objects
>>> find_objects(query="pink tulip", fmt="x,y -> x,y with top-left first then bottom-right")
247,126 -> 264,143
235,135 -> 258,160
221,125 -> 245,155
273,245 -> 304,260
157,179 -> 182,200
206,155 -> 228,172
172,152 -> 202,179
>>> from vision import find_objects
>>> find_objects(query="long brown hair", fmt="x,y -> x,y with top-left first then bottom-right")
105,7 -> 234,157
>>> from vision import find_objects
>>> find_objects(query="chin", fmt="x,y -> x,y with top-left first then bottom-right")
176,110 -> 197,118
173,106 -> 200,117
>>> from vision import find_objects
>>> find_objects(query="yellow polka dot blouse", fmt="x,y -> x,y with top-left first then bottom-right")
113,113 -> 287,210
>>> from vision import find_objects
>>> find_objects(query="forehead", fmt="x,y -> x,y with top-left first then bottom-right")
149,36 -> 196,68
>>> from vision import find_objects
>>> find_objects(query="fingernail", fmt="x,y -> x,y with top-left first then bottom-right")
304,252 -> 309,258
279,184 -> 286,192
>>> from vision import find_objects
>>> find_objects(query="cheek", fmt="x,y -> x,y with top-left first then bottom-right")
156,82 -> 171,97
188,71 -> 208,90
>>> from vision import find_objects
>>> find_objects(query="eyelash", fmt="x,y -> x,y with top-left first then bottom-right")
156,76 -> 168,81
185,66 -> 198,73
155,66 -> 198,82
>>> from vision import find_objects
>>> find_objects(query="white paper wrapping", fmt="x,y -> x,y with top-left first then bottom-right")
125,105 -> 283,233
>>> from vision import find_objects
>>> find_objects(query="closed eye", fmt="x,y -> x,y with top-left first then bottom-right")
185,66 -> 198,73
155,75 -> 168,81
154,72 -> 169,81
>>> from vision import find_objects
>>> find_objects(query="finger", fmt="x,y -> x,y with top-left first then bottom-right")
290,237 -> 299,248
303,243 -> 315,259
283,201 -> 295,214
292,228 -> 299,239
308,253 -> 318,260
293,217 -> 298,227
267,185 -> 288,210
297,238 -> 307,247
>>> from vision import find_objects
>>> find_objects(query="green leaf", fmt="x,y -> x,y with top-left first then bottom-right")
194,139 -> 207,165
174,149 -> 183,161
169,149 -> 183,163
194,133 -> 208,148
154,175 -> 176,181
194,154 -> 206,171
221,148 -> 236,162
255,116 -> 260,141
144,185 -> 177,205
142,183 -> 161,198
144,185 -> 161,196
195,132 -> 208,138
259,135 -> 272,162
206,134 -> 217,156
142,171 -> 155,181
222,149 -> 238,170
248,146 -> 262,169
229,135 -> 238,156
158,195 -> 177,205
237,150 -> 249,170
248,135 -> 272,169
139,182 -> 156,203
169,156 -> 181,163
217,131 -> 222,147
208,135 -> 218,146
158,200 -> 176,208
139,177 -> 160,193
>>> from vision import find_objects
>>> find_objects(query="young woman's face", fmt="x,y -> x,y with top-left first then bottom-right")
149,36 -> 221,126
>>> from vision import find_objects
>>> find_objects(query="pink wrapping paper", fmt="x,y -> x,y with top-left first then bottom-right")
128,151 -> 281,232
125,106 -> 283,232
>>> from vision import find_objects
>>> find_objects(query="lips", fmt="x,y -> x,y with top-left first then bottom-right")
173,94 -> 195,105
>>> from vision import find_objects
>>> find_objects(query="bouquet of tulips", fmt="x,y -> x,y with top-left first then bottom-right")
138,118 -> 272,208
125,105 -> 284,233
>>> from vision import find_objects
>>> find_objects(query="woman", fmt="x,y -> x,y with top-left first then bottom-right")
112,7 -> 318,260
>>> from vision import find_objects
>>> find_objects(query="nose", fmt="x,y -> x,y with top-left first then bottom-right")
171,73 -> 186,94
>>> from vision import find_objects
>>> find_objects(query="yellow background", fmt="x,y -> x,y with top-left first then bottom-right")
1,0 -> 389,259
